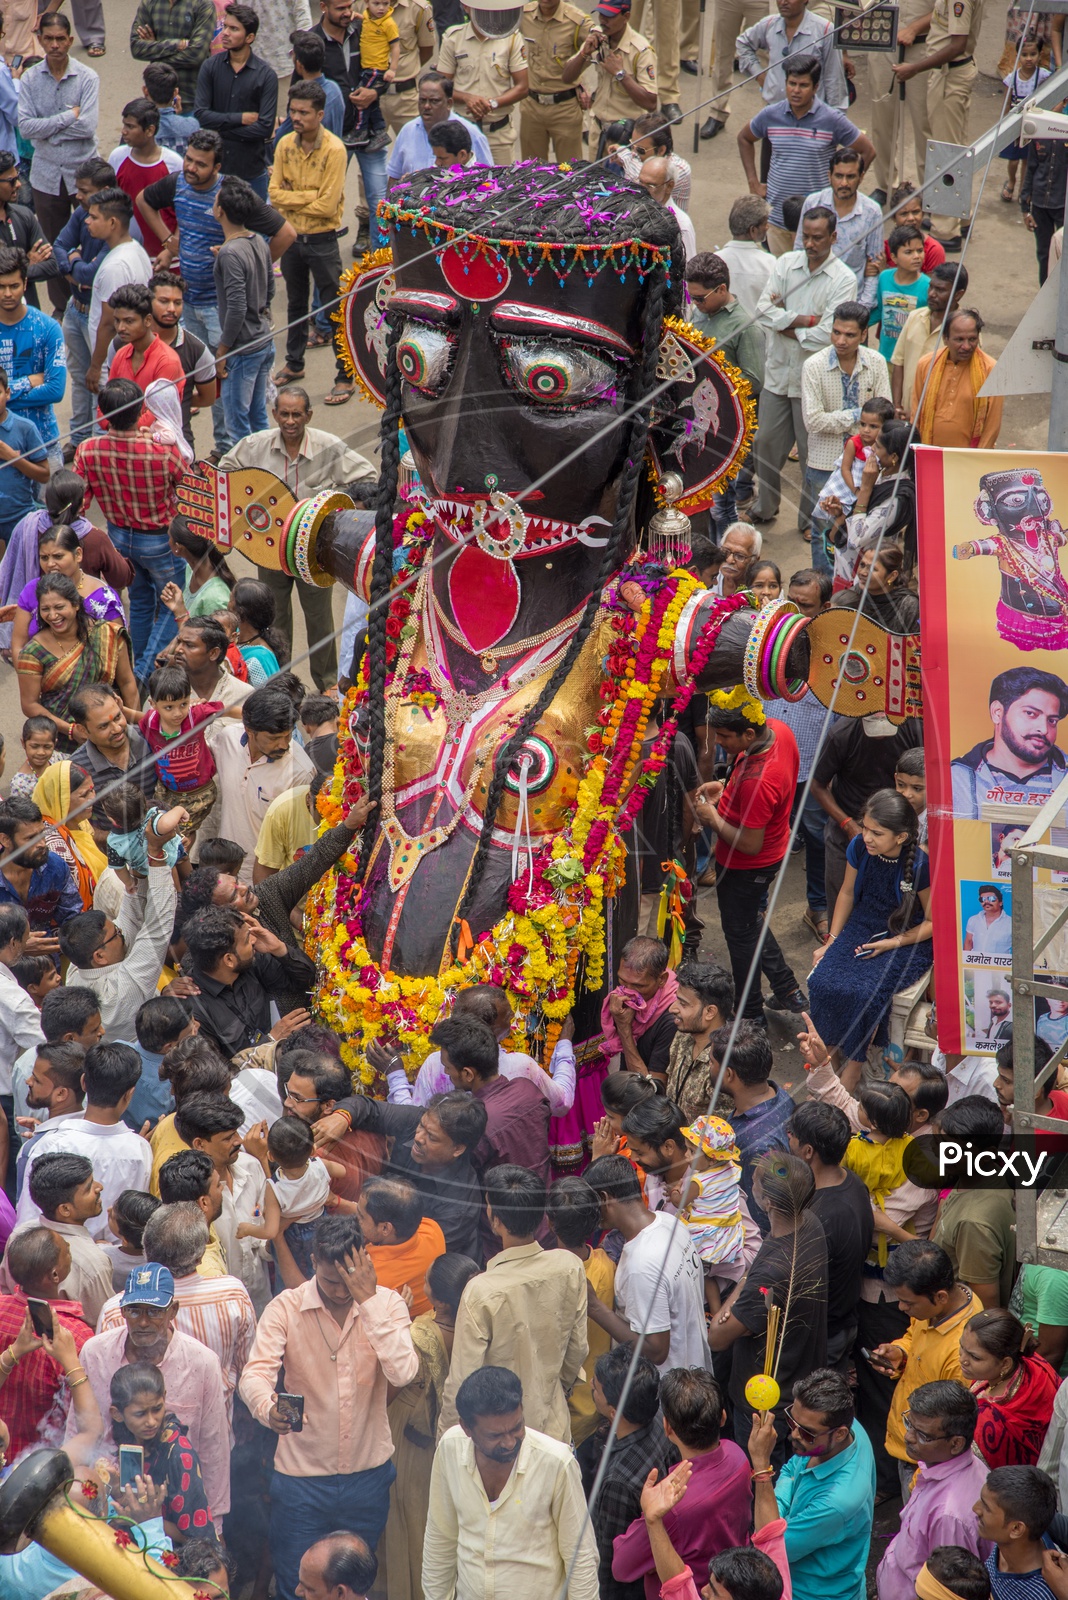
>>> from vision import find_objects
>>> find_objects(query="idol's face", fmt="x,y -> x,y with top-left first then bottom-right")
389,220 -> 648,553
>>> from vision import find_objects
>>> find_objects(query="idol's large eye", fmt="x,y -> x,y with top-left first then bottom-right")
396,321 -> 455,396
498,338 -> 619,408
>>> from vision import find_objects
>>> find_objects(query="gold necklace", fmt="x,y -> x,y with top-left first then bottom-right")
430,584 -> 585,674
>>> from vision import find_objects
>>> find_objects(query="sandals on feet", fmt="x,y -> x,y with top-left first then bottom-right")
325,382 -> 355,405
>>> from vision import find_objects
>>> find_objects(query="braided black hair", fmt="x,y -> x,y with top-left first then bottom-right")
864,787 -> 922,935
454,269 -> 668,939
356,316 -> 405,883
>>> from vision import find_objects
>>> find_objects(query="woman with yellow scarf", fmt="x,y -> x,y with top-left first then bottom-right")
32,760 -> 108,910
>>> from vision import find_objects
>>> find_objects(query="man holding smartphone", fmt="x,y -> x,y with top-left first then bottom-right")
0,1224 -> 94,1458
239,1214 -> 418,1600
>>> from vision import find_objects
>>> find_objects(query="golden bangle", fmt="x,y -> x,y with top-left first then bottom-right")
67,1374 -> 89,1388
0,1347 -> 16,1374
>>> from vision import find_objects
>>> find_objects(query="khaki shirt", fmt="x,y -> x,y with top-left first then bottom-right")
437,22 -> 527,119
357,0 -> 435,82
522,0 -> 590,92
926,0 -> 984,57
590,22 -> 657,124
890,305 -> 941,412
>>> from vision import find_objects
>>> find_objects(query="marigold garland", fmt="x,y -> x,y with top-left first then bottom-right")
304,521 -> 751,1084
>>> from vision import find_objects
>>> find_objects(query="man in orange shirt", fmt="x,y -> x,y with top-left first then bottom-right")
356,1178 -> 445,1316
106,282 -> 184,428
912,308 -> 1003,448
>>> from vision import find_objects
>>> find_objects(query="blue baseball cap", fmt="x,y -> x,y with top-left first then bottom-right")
120,1264 -> 175,1308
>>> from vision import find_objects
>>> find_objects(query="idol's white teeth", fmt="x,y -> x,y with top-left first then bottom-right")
426,497 -> 604,548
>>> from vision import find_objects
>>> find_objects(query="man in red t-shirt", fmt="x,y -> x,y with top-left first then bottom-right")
695,695 -> 806,1023
0,1226 -> 94,1458
108,99 -> 182,255
107,283 -> 184,428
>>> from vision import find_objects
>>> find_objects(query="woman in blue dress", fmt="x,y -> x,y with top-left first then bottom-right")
232,577 -> 285,687
808,787 -> 933,1091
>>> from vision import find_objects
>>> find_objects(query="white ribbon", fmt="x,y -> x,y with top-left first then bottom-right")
510,751 -> 536,896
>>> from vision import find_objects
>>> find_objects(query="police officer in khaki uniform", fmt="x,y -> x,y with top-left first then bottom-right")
520,0 -> 590,161
890,0 -> 985,244
365,0 -> 436,132
561,0 -> 657,137
437,4 -> 530,163
869,0 -> 929,201
629,0 -> 681,118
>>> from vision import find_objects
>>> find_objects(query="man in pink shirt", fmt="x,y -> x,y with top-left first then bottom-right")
613,1369 -> 753,1600
68,1261 -> 230,1522
876,1381 -> 992,1600
238,1213 -> 418,1600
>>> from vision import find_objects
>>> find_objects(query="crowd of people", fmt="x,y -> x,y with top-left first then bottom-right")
0,1 -> 1055,1600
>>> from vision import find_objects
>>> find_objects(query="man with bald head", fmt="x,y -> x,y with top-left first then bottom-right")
637,155 -> 696,259
296,1534 -> 378,1600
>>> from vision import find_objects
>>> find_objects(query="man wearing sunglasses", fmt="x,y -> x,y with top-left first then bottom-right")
747,1368 -> 876,1600
876,1381 -> 991,1600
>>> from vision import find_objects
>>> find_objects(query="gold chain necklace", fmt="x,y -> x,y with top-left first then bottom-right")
430,584 -> 585,674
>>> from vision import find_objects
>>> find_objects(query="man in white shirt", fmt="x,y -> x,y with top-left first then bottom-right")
96,1202 -> 256,1415
584,1154 -> 711,1373
423,1366 -> 599,1600
638,155 -> 696,261
752,206 -> 858,532
174,1093 -> 271,1313
0,902 -> 44,1188
218,387 -> 377,690
715,196 -> 775,318
60,859 -> 176,1043
198,687 -> 315,884
85,186 -> 152,393
16,1043 -> 151,1239
4,1151 -> 113,1323
932,1048 -> 999,1107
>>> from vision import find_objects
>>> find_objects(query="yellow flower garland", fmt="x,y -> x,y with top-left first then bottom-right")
304,567 -> 703,1080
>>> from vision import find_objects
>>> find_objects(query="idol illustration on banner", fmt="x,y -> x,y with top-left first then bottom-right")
919,448 -> 1068,1054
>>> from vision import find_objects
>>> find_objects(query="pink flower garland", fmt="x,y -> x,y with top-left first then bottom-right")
615,591 -> 749,836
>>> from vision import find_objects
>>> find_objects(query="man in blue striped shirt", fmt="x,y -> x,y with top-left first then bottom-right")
737,57 -> 873,255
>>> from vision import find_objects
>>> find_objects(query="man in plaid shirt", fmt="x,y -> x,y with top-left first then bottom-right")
74,375 -> 187,679
581,1347 -> 676,1600
0,1226 -> 94,1457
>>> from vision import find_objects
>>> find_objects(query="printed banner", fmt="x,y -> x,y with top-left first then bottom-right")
917,446 -> 1068,1056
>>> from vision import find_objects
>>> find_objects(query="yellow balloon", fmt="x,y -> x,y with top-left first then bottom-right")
744,1374 -> 781,1412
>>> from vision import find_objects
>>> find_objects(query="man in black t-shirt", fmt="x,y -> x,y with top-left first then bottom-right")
788,1100 -> 874,1366
811,713 -> 922,915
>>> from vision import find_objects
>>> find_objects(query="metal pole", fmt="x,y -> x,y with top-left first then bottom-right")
894,43 -> 907,190
1048,168 -> 1068,449
693,0 -> 709,153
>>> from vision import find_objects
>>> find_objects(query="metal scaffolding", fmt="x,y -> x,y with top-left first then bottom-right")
1011,769 -> 1068,1269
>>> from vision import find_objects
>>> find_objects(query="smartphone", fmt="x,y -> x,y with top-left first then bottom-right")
119,1445 -> 144,1490
276,1393 -> 304,1432
27,1298 -> 53,1338
10,54 -> 21,68
856,931 -> 890,958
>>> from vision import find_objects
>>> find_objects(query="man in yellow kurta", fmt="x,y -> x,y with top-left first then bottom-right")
912,307 -> 1003,448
